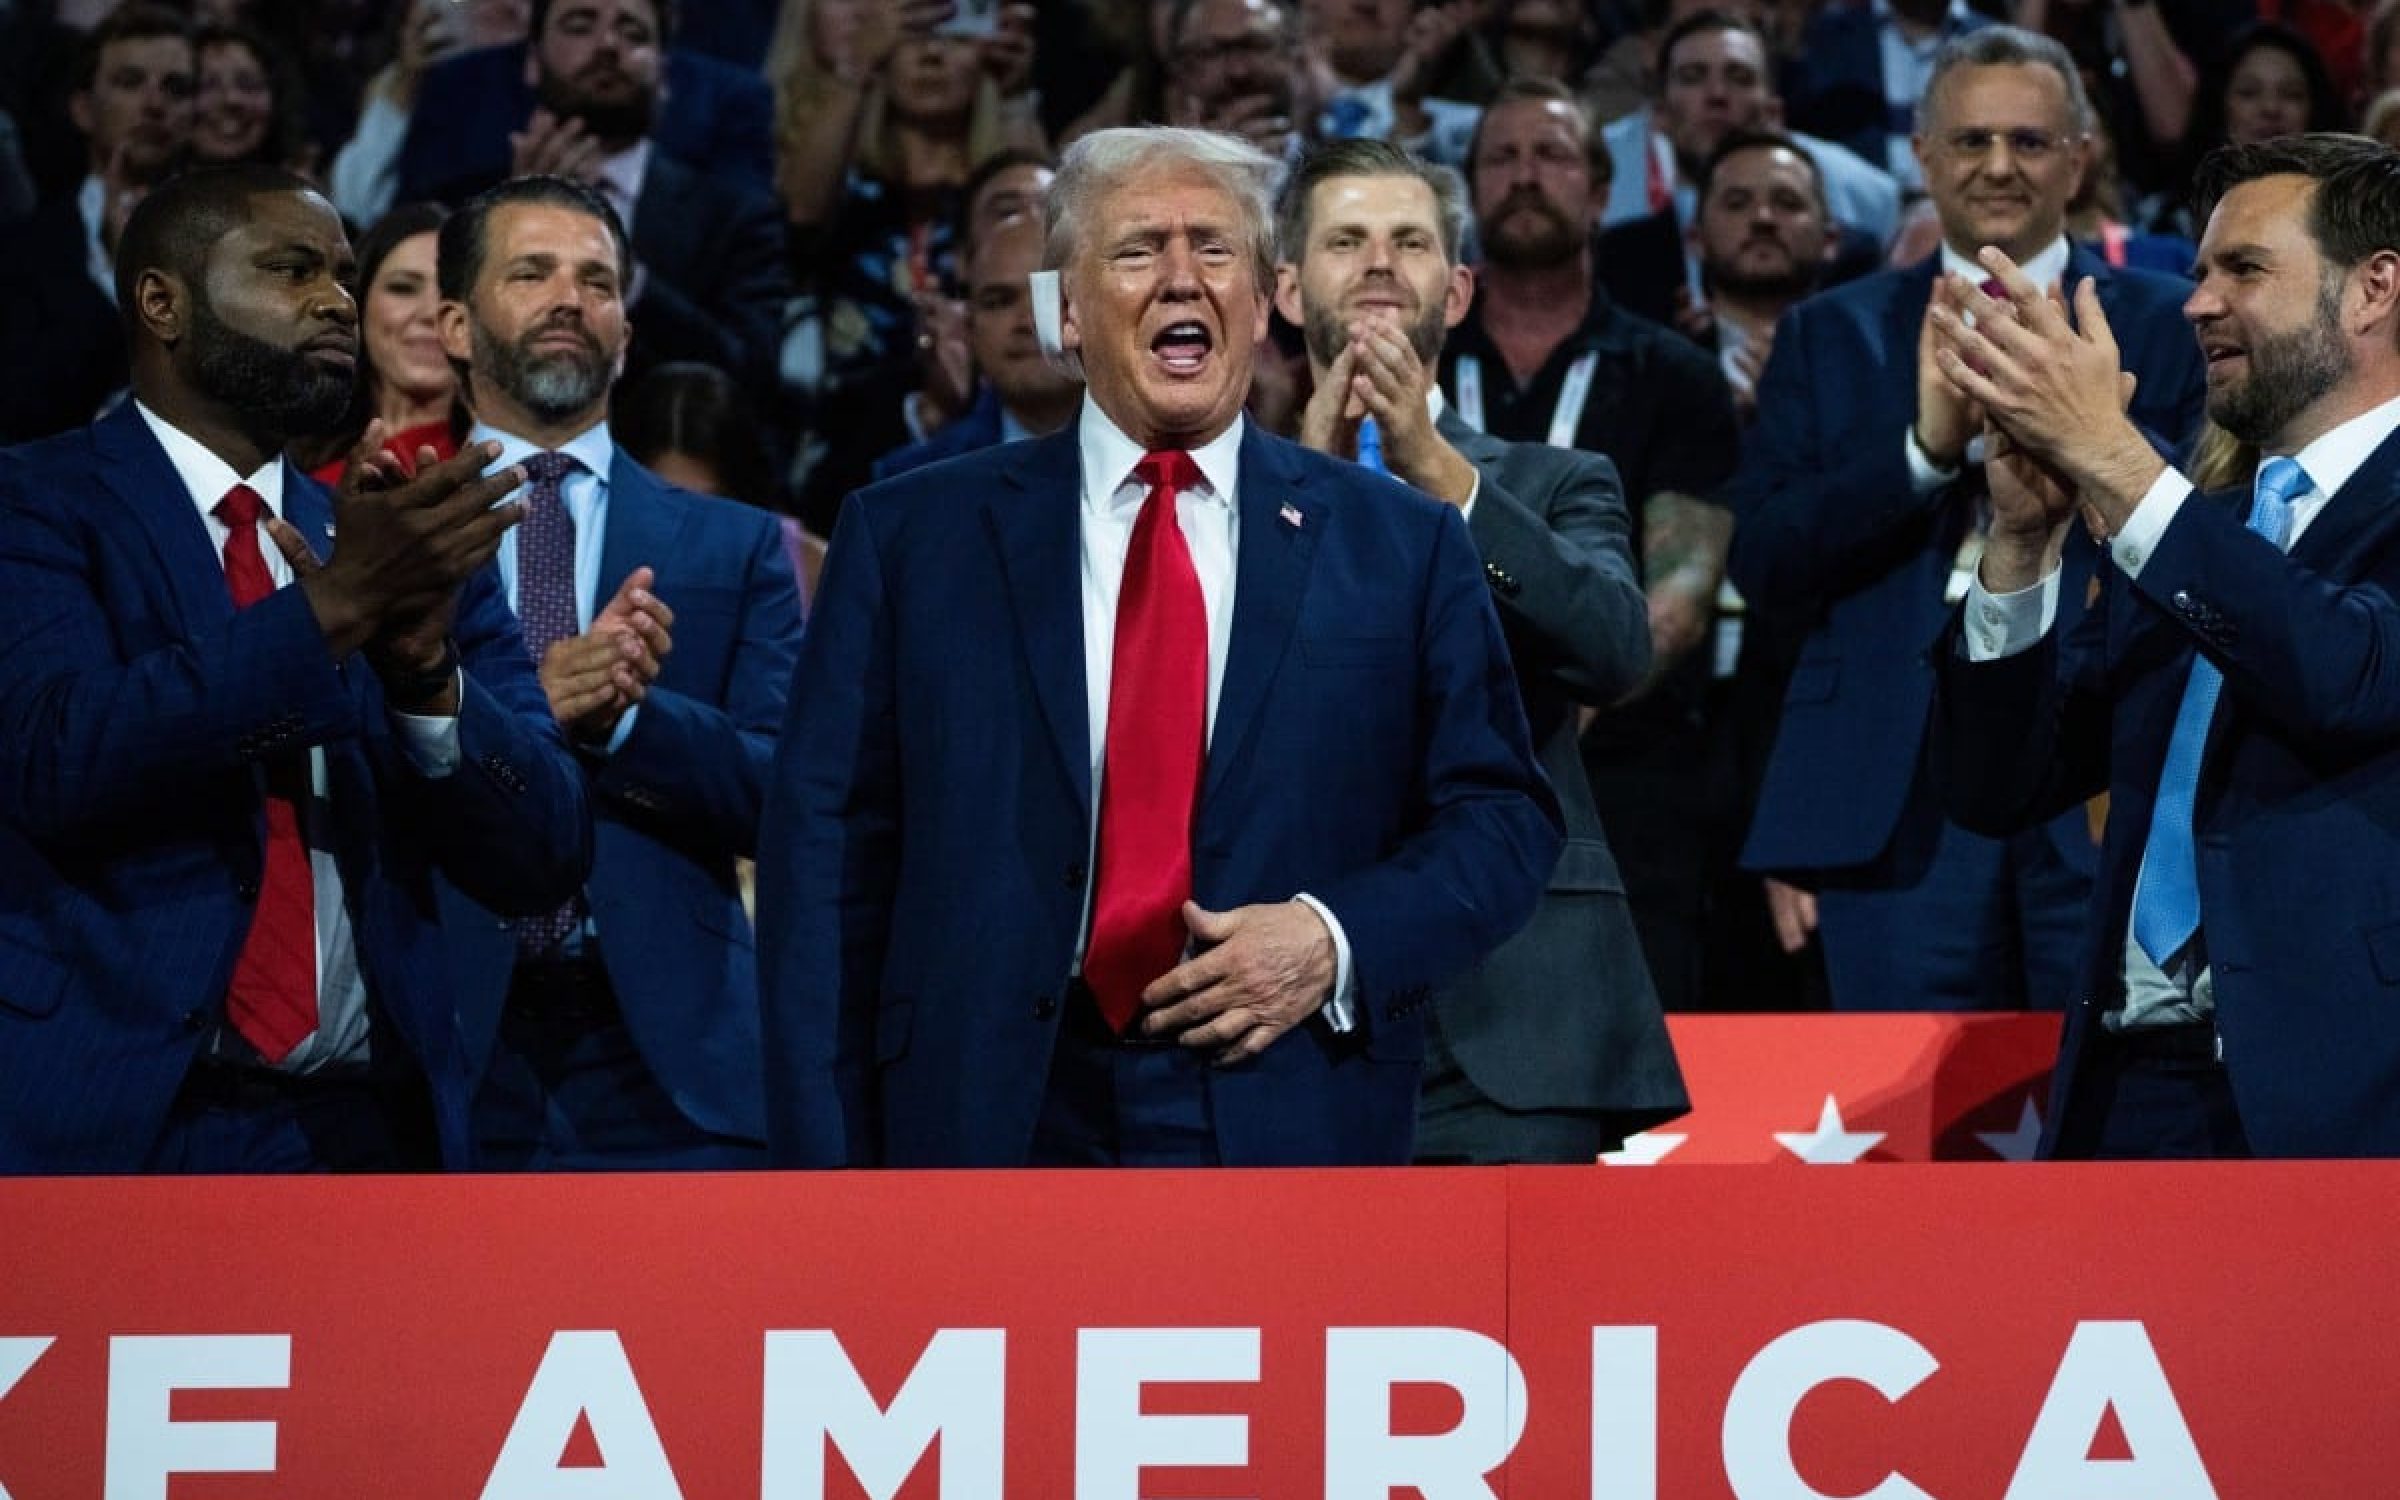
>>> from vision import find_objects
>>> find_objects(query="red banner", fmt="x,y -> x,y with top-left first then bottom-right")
1,1164 -> 2390,1498
1613,1013 -> 2065,1164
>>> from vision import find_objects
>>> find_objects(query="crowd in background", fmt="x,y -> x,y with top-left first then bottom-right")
2,0 -> 2390,1023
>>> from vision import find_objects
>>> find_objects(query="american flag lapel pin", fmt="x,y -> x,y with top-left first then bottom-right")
1278,502 -> 1303,530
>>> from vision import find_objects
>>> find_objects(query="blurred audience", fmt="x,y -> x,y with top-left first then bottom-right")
190,23 -> 311,173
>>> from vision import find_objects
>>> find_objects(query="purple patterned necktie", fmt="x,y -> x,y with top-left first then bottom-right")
514,449 -> 585,956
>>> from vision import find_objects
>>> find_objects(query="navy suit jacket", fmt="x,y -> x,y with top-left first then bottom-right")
757,419 -> 1563,1168
871,386 -> 1009,481
1725,247 -> 2206,877
0,405 -> 591,1172
1938,423 -> 2400,1157
394,42 -> 775,204
440,451 -> 803,1143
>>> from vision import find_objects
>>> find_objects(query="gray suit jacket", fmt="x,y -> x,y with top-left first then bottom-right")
1433,409 -> 1690,1132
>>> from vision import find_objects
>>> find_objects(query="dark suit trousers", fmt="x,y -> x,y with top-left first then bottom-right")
1027,984 -> 1221,1167
2066,1026 -> 2252,1160
475,955 -> 765,1171
147,1056 -> 439,1173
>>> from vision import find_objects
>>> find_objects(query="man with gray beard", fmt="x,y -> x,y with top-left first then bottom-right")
1933,134 -> 2400,1158
435,174 -> 804,1169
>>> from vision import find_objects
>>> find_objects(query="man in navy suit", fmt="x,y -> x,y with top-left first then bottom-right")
402,0 -> 787,394
1933,134 -> 2400,1157
0,165 -> 590,1173
758,126 -> 1562,1168
1273,137 -> 1688,1161
1724,27 -> 2205,1011
433,175 -> 804,1169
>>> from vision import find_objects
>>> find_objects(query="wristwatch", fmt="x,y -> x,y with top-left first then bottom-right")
382,637 -> 460,710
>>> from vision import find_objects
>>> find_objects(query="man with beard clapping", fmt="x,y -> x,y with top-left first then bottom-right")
0,165 -> 591,1172
433,175 -> 803,1170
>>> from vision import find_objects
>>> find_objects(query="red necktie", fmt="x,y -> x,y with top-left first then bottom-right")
1083,450 -> 1208,1033
214,484 -> 318,1062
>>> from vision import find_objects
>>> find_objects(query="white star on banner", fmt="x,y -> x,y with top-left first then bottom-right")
1974,1098 -> 2045,1161
1600,1131 -> 1687,1166
1773,1095 -> 1885,1164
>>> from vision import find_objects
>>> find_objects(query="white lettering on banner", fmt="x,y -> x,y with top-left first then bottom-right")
1591,1327 -> 1659,1499
1323,1327 -> 1527,1500
481,1330 -> 684,1500
1721,1320 -> 1938,1500
103,1334 -> 288,1500
0,1338 -> 54,1500
759,1328 -> 1003,1500
1076,1328 -> 1258,1499
2002,1322 -> 2218,1500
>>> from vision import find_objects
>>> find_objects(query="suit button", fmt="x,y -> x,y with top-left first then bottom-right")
235,878 -> 260,901
1063,862 -> 1085,889
2172,589 -> 2196,612
1032,994 -> 1058,1019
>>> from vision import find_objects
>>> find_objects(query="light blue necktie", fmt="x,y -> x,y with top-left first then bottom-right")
2129,455 -> 2309,966
1356,415 -> 1387,475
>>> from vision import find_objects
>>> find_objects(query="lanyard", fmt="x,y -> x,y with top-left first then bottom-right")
1455,350 -> 1599,450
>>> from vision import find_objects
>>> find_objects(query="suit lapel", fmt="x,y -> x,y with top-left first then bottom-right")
1202,426 -> 1321,808
987,428 -> 1092,805
90,403 -> 237,636
598,451 -> 683,617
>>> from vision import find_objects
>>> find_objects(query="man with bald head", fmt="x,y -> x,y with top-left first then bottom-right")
760,125 -> 1559,1168
0,165 -> 590,1173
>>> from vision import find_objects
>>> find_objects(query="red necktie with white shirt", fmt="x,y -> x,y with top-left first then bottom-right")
1082,450 -> 1208,1033
214,483 -> 317,1061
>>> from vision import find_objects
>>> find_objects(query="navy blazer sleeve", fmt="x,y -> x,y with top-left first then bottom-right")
588,511 -> 802,855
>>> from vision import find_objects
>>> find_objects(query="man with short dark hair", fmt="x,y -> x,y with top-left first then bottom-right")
0,3 -> 193,442
759,126 -> 1560,1168
1275,136 -> 1687,1160
1725,26 -> 2205,1012
0,165 -> 590,1172
1691,129 -> 1837,421
408,0 -> 787,393
434,173 -> 804,1169
1934,134 -> 2400,1157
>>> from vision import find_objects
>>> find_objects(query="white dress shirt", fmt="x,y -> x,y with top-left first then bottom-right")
1073,402 -> 1357,1027
139,401 -> 461,1070
1960,392 -> 2400,1024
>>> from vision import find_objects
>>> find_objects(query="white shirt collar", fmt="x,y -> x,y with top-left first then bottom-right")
471,418 -> 617,482
134,399 -> 286,529
2283,391 -> 2400,503
1940,235 -> 2071,292
1078,402 -> 1244,517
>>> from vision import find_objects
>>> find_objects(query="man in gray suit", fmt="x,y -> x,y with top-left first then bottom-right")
1273,137 -> 1690,1161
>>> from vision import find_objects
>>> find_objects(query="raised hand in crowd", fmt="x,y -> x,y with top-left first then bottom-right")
508,107 -> 607,185
911,289 -> 974,431
821,0 -> 956,86
1389,0 -> 1484,132
978,3 -> 1039,102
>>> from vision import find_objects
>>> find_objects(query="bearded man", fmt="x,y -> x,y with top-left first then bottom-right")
433,174 -> 804,1170
0,165 -> 589,1172
1932,133 -> 2400,1159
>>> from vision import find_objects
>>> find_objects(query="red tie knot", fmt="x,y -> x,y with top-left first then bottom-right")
1134,448 -> 1202,498
214,483 -> 265,529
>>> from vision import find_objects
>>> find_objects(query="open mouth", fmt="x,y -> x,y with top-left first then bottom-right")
1151,320 -> 1213,375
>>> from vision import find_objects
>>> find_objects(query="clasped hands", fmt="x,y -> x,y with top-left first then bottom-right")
1921,248 -> 2166,590
1297,304 -> 1477,506
540,566 -> 675,745
273,422 -> 527,714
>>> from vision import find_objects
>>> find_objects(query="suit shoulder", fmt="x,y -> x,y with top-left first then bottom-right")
0,423 -> 101,496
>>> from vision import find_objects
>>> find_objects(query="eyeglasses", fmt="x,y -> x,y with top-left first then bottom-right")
1936,127 -> 2079,161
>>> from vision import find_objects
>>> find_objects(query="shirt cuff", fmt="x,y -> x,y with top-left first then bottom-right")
1460,468 -> 1479,521
1961,571 -> 2058,661
2106,468 -> 2194,578
389,679 -> 463,777
1904,423 -> 1961,494
1291,891 -> 1356,1032
598,702 -> 639,755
